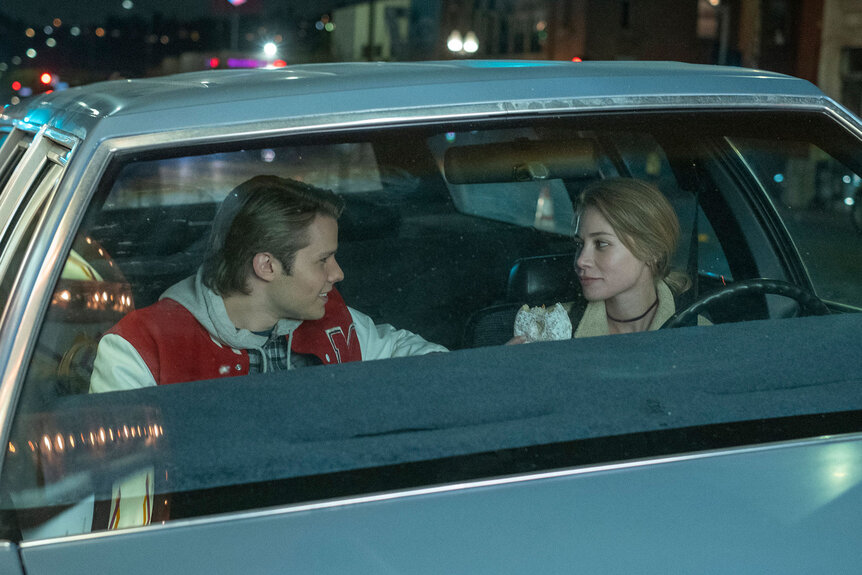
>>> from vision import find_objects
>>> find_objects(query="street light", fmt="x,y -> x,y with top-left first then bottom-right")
447,30 -> 463,53
709,0 -> 730,65
227,0 -> 247,52
447,30 -> 479,56
462,32 -> 479,54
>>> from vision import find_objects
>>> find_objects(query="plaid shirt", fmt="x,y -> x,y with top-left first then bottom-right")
247,332 -> 321,372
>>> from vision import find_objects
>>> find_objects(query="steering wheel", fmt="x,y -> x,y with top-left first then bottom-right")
661,278 -> 830,329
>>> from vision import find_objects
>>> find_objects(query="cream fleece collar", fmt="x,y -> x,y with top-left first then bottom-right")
574,280 -> 676,338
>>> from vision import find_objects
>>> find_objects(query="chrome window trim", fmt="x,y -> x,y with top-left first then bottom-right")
43,128 -> 78,152
9,121 -> 40,135
18,430 -> 862,548
0,163 -> 63,283
0,130 -> 71,267
102,94 -> 842,151
0,131 -> 76,464
0,180 -> 63,473
0,94 -> 858,502
0,129 -> 34,191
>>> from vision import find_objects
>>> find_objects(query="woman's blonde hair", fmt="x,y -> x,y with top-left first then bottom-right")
577,178 -> 690,294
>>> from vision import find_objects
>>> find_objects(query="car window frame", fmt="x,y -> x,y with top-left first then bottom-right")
0,130 -> 74,311
0,128 -> 78,482
0,126 -> 38,202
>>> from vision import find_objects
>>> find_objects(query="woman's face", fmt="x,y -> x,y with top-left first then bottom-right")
575,206 -> 654,302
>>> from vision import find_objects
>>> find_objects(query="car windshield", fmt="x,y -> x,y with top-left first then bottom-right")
2,109 -> 862,541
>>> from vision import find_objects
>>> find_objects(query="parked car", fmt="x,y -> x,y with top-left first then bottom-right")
1,60 -> 861,574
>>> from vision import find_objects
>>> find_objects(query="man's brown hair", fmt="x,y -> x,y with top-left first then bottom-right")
202,175 -> 344,295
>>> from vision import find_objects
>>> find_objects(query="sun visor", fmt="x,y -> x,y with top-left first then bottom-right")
443,139 -> 597,184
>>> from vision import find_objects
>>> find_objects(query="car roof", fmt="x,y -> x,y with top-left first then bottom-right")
2,60 -> 828,142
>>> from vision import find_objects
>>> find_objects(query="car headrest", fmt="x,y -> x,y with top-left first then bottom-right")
443,139 -> 597,184
507,252 -> 582,305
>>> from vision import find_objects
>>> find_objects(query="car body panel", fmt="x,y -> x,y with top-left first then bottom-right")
7,312 -> 862,501
6,312 -> 862,575
18,433 -> 862,575
1,61 -> 834,148
0,542 -> 24,575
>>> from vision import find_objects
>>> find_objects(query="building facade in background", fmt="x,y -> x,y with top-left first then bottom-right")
819,0 -> 862,113
417,0 -> 857,114
3,0 -> 862,114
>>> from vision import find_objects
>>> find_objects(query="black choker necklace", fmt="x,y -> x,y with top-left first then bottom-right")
606,297 -> 659,323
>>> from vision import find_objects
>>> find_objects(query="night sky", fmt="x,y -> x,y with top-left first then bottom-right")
1,0 -> 343,90
1,0 -> 328,25
2,0 -> 207,24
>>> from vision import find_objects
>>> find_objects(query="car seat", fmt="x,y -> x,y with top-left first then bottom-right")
462,252 -> 583,348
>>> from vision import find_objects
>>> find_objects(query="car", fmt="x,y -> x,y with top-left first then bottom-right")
0,60 -> 861,574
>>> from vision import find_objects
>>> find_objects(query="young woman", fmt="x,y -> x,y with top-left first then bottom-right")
572,177 -> 697,336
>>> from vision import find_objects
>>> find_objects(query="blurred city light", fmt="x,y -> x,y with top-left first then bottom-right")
263,42 -> 278,58
227,57 -> 268,68
447,30 -> 463,53
40,72 -> 53,85
448,30 -> 479,55
463,32 -> 479,53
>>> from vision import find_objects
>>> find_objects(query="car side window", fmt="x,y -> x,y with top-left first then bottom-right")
611,131 -> 734,282
731,138 -> 862,307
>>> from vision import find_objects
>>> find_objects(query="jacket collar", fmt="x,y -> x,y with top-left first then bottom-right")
574,280 -> 676,338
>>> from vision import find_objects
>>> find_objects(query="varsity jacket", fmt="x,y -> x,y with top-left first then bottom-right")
90,269 -> 446,392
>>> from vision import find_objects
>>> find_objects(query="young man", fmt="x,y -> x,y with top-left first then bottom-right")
90,175 -> 446,392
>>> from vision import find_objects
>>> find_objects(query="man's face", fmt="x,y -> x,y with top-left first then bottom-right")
267,214 -> 344,321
